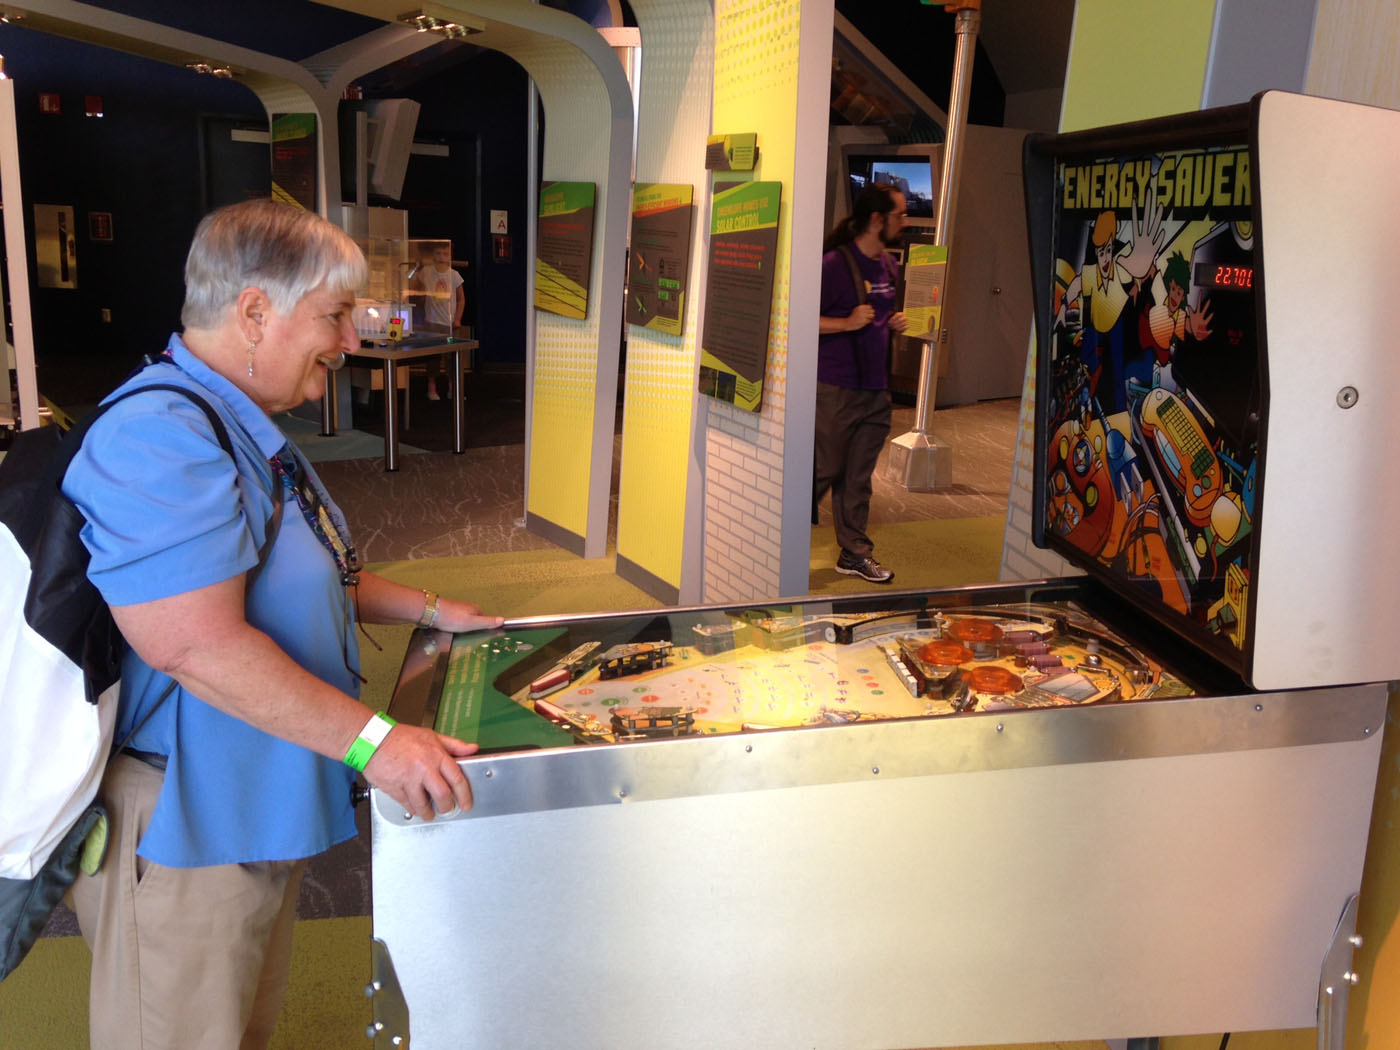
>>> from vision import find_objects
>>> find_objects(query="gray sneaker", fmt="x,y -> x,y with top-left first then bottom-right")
835,550 -> 894,584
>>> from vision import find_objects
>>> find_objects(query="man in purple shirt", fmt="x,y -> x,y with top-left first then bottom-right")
814,184 -> 909,583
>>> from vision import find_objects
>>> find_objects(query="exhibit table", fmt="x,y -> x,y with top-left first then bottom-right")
322,338 -> 477,470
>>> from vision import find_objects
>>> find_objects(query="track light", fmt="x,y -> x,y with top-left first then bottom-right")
396,10 -> 483,40
185,61 -> 238,79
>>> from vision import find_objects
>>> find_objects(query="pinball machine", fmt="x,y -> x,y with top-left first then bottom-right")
366,92 -> 1400,1050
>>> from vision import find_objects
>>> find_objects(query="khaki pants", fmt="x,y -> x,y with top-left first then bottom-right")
68,755 -> 307,1050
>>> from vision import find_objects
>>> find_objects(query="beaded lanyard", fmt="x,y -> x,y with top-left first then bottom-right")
268,445 -> 378,679
269,445 -> 361,585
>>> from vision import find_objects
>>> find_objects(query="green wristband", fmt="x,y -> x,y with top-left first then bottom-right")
344,711 -> 397,772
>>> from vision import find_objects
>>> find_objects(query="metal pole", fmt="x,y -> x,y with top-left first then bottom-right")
323,109 -> 373,437
384,357 -> 400,471
451,347 -> 465,454
933,4 -> 979,250
915,0 -> 980,436
521,66 -> 539,528
883,0 -> 980,492
0,74 -> 40,432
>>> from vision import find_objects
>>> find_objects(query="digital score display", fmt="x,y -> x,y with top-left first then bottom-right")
1194,261 -> 1254,291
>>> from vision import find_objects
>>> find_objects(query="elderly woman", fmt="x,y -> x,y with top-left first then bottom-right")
60,199 -> 498,1050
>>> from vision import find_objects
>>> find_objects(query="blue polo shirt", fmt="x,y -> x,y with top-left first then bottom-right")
61,335 -> 358,868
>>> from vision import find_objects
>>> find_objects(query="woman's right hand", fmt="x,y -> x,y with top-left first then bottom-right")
847,304 -> 875,331
364,725 -> 478,821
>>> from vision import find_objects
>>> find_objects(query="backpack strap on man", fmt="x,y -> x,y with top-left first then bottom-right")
835,242 -> 874,388
835,242 -> 868,306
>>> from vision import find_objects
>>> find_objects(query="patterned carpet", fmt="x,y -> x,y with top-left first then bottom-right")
309,373 -> 1018,564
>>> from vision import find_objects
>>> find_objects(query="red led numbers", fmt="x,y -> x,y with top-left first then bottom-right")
1212,265 -> 1252,289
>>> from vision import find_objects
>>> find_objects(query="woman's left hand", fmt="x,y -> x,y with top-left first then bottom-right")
889,311 -> 910,334
434,597 -> 504,634
351,573 -> 505,633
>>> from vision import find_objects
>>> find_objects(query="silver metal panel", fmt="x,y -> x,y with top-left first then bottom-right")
1252,91 -> 1400,689
1317,894 -> 1362,1050
372,683 -> 1385,1049
1202,0 -> 1314,107
374,687 -> 1380,826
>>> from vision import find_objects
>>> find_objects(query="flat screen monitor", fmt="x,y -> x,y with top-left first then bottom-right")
846,154 -> 936,220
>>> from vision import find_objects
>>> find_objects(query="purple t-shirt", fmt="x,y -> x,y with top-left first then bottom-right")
817,245 -> 898,389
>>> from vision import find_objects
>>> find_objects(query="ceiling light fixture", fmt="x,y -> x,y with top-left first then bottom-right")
186,61 -> 237,79
396,10 -> 482,40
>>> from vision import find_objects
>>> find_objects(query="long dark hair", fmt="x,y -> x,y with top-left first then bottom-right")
823,183 -> 901,253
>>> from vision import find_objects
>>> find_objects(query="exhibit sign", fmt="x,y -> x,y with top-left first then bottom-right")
534,181 -> 597,320
88,211 -> 113,243
698,180 -> 782,413
627,183 -> 695,336
902,241 -> 948,340
33,204 -> 76,289
270,113 -> 317,211
705,132 -> 757,171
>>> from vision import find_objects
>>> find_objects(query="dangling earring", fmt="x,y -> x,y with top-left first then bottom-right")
247,338 -> 258,378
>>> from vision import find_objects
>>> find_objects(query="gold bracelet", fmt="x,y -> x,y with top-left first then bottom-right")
417,589 -> 440,629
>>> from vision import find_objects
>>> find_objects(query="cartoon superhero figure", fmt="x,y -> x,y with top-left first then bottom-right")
1057,197 -> 1164,413
1140,250 -> 1213,392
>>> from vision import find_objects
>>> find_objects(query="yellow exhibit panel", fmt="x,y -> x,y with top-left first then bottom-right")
695,0 -> 810,603
615,0 -> 716,599
713,0 -> 801,285
497,11 -> 632,558
615,366 -> 692,582
711,0 -> 803,406
616,182 -> 698,588
527,324 -> 598,538
1061,0 -> 1215,132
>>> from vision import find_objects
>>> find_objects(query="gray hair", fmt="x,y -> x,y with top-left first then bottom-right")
181,199 -> 367,329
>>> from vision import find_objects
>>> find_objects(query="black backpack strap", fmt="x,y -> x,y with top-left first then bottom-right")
112,678 -> 178,757
835,243 -> 871,388
104,384 -> 234,456
19,384 -> 235,552
84,383 -> 283,757
835,242 -> 867,306
71,377 -> 283,580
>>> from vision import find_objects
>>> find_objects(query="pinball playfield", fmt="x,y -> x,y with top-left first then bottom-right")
432,592 -> 1197,750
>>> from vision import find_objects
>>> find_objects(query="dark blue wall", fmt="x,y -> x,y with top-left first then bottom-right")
835,0 -> 1006,128
0,22 -> 531,404
0,27 -> 263,398
379,49 -> 531,369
